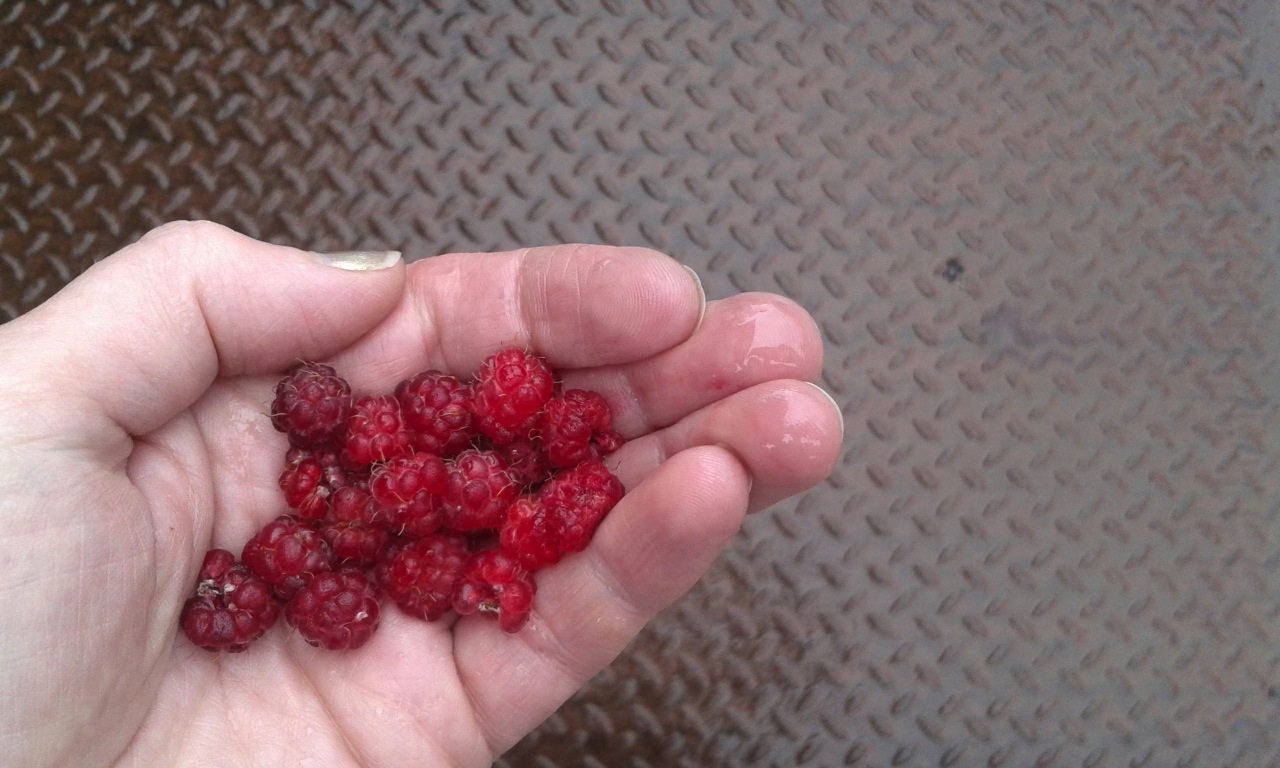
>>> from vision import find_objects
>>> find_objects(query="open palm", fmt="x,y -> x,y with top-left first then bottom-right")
0,222 -> 841,767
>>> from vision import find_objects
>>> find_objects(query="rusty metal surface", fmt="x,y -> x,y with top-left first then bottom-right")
4,1 -> 1280,766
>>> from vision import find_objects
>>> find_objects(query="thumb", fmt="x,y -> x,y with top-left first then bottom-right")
0,221 -> 405,437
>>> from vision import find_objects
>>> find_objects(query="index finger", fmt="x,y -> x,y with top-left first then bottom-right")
327,244 -> 705,391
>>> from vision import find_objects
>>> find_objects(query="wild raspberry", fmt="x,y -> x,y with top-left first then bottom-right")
271,363 -> 352,449
378,491 -> 446,539
321,521 -> 389,567
471,348 -> 554,443
335,483 -> 439,539
499,498 -> 560,570
290,448 -> 366,488
365,453 -> 444,536
371,538 -> 407,589
498,438 -> 551,488
279,456 -> 330,520
285,571 -> 381,650
242,516 -> 334,601
323,465 -> 366,495
311,447 -> 363,491
539,389 -> 626,468
370,453 -> 448,507
396,371 -> 477,456
444,449 -> 519,531
345,395 -> 411,466
514,459 -> 624,563
539,459 -> 625,520
332,484 -> 374,524
384,534 -> 471,621
453,550 -> 536,633
180,549 -> 279,652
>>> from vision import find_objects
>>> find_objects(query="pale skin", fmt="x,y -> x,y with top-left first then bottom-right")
0,221 -> 843,767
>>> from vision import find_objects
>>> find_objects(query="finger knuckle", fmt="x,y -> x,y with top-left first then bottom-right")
140,220 -> 238,253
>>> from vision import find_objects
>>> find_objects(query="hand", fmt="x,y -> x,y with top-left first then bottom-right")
0,222 -> 842,767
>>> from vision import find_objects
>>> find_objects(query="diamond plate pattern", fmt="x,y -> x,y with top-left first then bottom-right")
3,1 -> 1280,766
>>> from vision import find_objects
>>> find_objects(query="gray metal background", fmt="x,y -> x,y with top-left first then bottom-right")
3,1 -> 1279,766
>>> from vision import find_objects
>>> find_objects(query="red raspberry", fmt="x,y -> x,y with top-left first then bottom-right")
327,465 -> 362,490
371,538 -> 407,590
331,484 -> 374,524
395,371 -> 477,456
453,550 -> 537,633
383,534 -> 471,620
370,453 -> 448,506
539,389 -> 626,468
378,491 -> 446,539
499,497 -> 560,570
279,447 -> 361,520
285,571 -> 381,650
367,453 -> 448,537
501,460 -> 623,570
284,446 -> 318,466
279,456 -> 330,520
498,438 -> 551,488
318,451 -> 364,491
345,395 -> 411,466
473,410 -> 540,446
180,549 -> 279,652
526,458 -> 625,557
471,348 -> 554,443
321,521 -> 389,567
271,363 -> 352,449
539,459 -> 625,516
288,446 -> 364,487
444,449 -> 519,531
242,516 -> 334,601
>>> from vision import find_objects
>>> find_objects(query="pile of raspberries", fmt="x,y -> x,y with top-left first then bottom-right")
180,348 -> 626,652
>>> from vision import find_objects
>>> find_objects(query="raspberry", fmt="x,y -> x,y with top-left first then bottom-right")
332,484 -> 374,524
444,449 -> 519,531
345,395 -> 411,466
499,498 -> 560,570
309,446 -> 364,491
271,363 -> 352,449
285,571 -> 381,650
371,538 -> 407,589
502,460 -> 623,569
473,411 -> 541,446
378,491 -> 446,539
498,438 -> 551,488
284,446 -> 318,466
280,447 -> 360,520
471,349 -> 554,443
370,453 -> 448,507
513,459 -> 625,564
539,389 -> 626,468
395,371 -> 477,456
364,453 -> 446,537
384,534 -> 471,621
180,352 -> 633,652
180,549 -> 279,652
279,456 -> 330,520
321,521 -> 389,567
539,459 -> 626,523
242,516 -> 334,601
453,550 -> 537,633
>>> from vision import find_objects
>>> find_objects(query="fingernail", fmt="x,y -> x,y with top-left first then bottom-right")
683,264 -> 706,332
310,250 -> 402,271
804,381 -> 844,442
